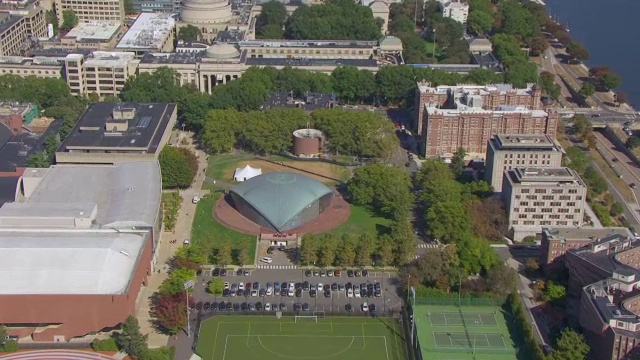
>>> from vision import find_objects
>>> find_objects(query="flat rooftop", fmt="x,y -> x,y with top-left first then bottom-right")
116,12 -> 175,50
544,227 -> 633,242
65,22 -> 120,42
425,104 -> 548,117
493,134 -> 561,151
245,57 -> 378,68
510,167 -> 581,183
84,51 -> 135,67
238,39 -> 380,49
58,102 -> 175,154
0,12 -> 21,36
0,230 -> 146,294
417,82 -> 534,95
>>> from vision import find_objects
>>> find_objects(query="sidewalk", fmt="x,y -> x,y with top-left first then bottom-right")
136,136 -> 209,348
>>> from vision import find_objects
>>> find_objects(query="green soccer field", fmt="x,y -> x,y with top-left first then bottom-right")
195,315 -> 408,360
414,305 -> 519,360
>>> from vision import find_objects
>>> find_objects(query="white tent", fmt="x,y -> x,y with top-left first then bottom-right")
233,165 -> 262,182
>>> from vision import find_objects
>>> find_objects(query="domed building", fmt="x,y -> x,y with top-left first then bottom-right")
179,0 -> 234,42
229,172 -> 333,232
204,43 -> 241,60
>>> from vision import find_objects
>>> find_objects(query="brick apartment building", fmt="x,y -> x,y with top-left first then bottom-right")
541,227 -> 633,273
565,236 -> 640,359
413,82 -> 558,158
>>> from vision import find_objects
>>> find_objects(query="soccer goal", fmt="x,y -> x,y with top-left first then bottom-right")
313,311 -> 326,319
295,315 -> 318,323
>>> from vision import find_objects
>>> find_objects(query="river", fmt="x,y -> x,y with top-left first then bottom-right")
545,0 -> 640,108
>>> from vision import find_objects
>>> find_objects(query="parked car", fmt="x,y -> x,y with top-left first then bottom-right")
260,257 -> 273,264
192,196 -> 200,204
362,302 -> 369,312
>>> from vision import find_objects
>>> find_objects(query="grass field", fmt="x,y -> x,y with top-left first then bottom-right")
414,305 -> 518,360
196,316 -> 408,360
191,194 -> 256,261
328,204 -> 392,237
204,153 -> 351,187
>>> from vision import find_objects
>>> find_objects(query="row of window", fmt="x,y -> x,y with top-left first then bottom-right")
249,48 -> 369,55
518,214 -> 575,220
520,188 -> 581,195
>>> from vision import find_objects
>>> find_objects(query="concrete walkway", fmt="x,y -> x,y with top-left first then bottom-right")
135,135 -> 210,348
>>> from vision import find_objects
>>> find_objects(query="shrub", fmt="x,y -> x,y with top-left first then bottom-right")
91,337 -> 119,352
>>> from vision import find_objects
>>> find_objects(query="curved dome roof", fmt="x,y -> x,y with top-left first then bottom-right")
180,0 -> 232,25
206,43 -> 240,59
230,172 -> 332,231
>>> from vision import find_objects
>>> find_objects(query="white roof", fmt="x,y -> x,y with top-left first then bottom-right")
234,165 -> 262,181
117,12 -> 176,50
19,161 -> 161,228
65,22 -> 120,41
0,231 -> 146,295
84,51 -> 135,68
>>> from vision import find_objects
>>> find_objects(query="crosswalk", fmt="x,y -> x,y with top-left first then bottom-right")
417,243 -> 439,249
257,265 -> 299,269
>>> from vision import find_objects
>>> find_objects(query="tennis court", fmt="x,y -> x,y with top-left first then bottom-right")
413,304 -> 518,360
428,312 -> 498,327
195,315 -> 408,360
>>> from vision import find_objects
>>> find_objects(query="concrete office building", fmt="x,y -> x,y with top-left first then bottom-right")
0,0 -> 47,39
132,0 -> 181,13
502,167 -> 587,241
72,51 -> 137,97
54,0 -> 124,25
40,22 -> 122,51
56,102 -> 177,164
0,161 -> 161,341
541,227 -> 633,270
0,55 -> 62,77
0,12 -> 29,56
116,12 -> 176,55
485,134 -> 563,192
438,0 -> 469,23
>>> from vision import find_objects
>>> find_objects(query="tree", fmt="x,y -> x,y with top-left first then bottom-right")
626,136 -> 640,150
158,146 -> 198,189
566,40 -> 589,62
216,241 -> 232,266
525,258 -> 540,276
528,35 -> 549,56
347,163 -> 414,221
547,328 -> 590,360
376,237 -> 394,267
152,292 -> 192,335
337,234 -> 356,267
390,221 -> 416,265
159,268 -> 196,295
256,1 -> 287,39
91,337 -> 119,351
615,92 -> 628,105
118,316 -> 148,359
207,278 -> 225,295
599,72 -> 621,91
484,264 -> 516,297
579,82 -> 596,98
467,68 -> 500,85
467,10 -> 493,35
331,66 -> 376,103
610,202 -> 624,216
124,0 -> 135,14
355,233 -> 375,267
235,243 -> 249,266
178,25 -> 201,42
46,9 -> 58,35
300,236 -> 318,266
543,280 -> 567,304
449,146 -> 466,177
61,10 -> 78,31
25,151 -> 50,168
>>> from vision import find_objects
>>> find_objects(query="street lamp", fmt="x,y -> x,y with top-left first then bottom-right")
184,280 -> 195,336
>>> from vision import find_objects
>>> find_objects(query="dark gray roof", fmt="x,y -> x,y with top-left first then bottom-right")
0,122 -> 12,147
58,102 -> 176,153
0,176 -> 18,206
262,92 -> 335,111
230,172 -> 332,231
0,119 -> 62,172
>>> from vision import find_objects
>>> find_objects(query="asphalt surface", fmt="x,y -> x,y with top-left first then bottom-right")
192,269 -> 405,316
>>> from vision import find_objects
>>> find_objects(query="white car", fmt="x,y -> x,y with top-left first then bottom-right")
224,282 -> 230,290
317,283 -> 323,291
354,288 -> 361,298
265,303 -> 272,311
238,283 -> 245,291
288,289 -> 294,297
266,288 -> 273,296
288,282 -> 295,290
251,289 -> 258,297
192,196 -> 200,204
362,302 -> 369,312
260,257 -> 273,264
347,288 -> 353,298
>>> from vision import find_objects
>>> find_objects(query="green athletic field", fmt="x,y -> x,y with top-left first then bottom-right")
195,315 -> 408,360
414,305 -> 518,360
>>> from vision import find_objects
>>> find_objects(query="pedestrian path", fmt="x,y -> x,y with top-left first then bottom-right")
257,264 -> 298,269
417,243 -> 439,249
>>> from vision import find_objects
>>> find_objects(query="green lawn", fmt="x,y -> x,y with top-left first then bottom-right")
205,153 -> 254,183
414,304 -> 519,360
191,194 -> 256,263
196,315 -> 407,360
328,204 -> 392,237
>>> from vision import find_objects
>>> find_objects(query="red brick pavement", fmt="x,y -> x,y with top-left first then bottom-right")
213,193 -> 350,236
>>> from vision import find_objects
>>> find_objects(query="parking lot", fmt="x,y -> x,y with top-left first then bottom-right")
192,268 -> 404,316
